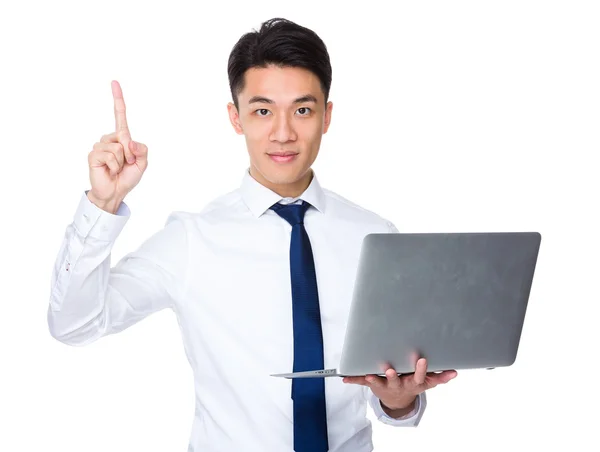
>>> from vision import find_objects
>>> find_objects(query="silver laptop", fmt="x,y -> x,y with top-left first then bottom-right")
271,232 -> 541,379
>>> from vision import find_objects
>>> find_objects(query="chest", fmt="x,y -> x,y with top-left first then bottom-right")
176,218 -> 368,346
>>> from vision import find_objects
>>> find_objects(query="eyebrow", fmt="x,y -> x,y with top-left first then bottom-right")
248,94 -> 318,105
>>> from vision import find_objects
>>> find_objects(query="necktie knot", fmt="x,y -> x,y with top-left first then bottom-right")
270,201 -> 311,226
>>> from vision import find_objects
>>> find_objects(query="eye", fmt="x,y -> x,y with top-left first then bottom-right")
297,107 -> 311,116
255,108 -> 271,116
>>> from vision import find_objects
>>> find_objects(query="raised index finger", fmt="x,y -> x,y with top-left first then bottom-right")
111,80 -> 129,134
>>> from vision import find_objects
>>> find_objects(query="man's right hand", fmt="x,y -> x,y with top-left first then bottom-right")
87,80 -> 148,214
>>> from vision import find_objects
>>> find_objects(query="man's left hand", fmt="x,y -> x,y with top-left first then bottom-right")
342,358 -> 457,411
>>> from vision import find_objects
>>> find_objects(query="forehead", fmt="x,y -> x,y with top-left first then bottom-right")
239,65 -> 323,103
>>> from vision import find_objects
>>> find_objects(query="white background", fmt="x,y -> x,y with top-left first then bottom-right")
1,0 -> 598,450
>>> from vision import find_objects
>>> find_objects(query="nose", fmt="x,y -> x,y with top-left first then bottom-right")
269,112 -> 297,143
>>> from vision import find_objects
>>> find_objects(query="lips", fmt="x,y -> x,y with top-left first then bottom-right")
268,152 -> 298,157
268,152 -> 298,163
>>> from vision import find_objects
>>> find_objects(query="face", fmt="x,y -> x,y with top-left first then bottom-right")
227,65 -> 333,198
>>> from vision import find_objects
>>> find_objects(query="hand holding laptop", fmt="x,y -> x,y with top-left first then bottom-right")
343,357 -> 457,412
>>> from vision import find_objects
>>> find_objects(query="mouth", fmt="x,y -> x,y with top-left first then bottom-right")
267,152 -> 299,163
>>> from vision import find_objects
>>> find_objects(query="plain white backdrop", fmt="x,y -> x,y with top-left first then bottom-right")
1,0 -> 598,450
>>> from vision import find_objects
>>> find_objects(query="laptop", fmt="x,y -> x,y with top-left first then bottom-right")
271,232 -> 541,379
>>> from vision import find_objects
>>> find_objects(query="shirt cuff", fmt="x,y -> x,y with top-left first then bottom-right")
72,191 -> 130,242
370,391 -> 426,426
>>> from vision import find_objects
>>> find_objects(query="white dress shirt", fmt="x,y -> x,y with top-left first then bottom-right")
48,168 -> 426,452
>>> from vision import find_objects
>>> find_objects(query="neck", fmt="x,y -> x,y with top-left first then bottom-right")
250,167 -> 313,198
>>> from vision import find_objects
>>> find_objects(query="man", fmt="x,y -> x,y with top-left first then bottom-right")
48,18 -> 456,452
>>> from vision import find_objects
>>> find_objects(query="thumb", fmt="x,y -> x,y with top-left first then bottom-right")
130,140 -> 147,162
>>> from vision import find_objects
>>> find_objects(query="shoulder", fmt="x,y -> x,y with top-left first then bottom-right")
322,188 -> 398,233
163,188 -> 246,226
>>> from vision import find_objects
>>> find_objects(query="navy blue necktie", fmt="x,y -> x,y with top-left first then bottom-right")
270,201 -> 328,452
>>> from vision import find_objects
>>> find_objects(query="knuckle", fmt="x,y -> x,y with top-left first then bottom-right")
100,132 -> 117,143
111,142 -> 124,154
113,151 -> 125,166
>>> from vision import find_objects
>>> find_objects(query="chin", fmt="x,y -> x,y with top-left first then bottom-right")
265,172 -> 305,186
255,161 -> 310,186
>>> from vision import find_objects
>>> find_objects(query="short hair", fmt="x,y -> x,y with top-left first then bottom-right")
227,18 -> 332,110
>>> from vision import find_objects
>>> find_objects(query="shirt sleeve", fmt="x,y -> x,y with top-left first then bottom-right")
47,191 -> 189,346
367,389 -> 427,427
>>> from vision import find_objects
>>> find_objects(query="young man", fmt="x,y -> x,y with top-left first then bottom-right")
48,18 -> 456,452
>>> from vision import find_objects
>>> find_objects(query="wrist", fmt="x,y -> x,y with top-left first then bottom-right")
380,395 -> 417,418
87,192 -> 124,215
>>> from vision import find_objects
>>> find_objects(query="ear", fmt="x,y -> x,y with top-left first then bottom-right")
323,101 -> 333,134
227,102 -> 244,135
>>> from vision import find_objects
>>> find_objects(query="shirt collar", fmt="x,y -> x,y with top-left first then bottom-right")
239,167 -> 326,218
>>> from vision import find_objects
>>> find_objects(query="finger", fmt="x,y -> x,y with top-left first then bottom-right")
111,80 -> 134,164
104,153 -> 119,177
93,142 -> 125,169
428,370 -> 458,385
343,376 -> 369,386
100,132 -> 119,143
89,151 -> 119,177
112,80 -> 129,134
130,140 -> 148,163
413,358 -> 428,386
384,368 -> 401,385
108,143 -> 125,170
89,149 -> 121,175
365,374 -> 386,388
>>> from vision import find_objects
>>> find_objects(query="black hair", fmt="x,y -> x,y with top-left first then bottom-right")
227,18 -> 332,110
